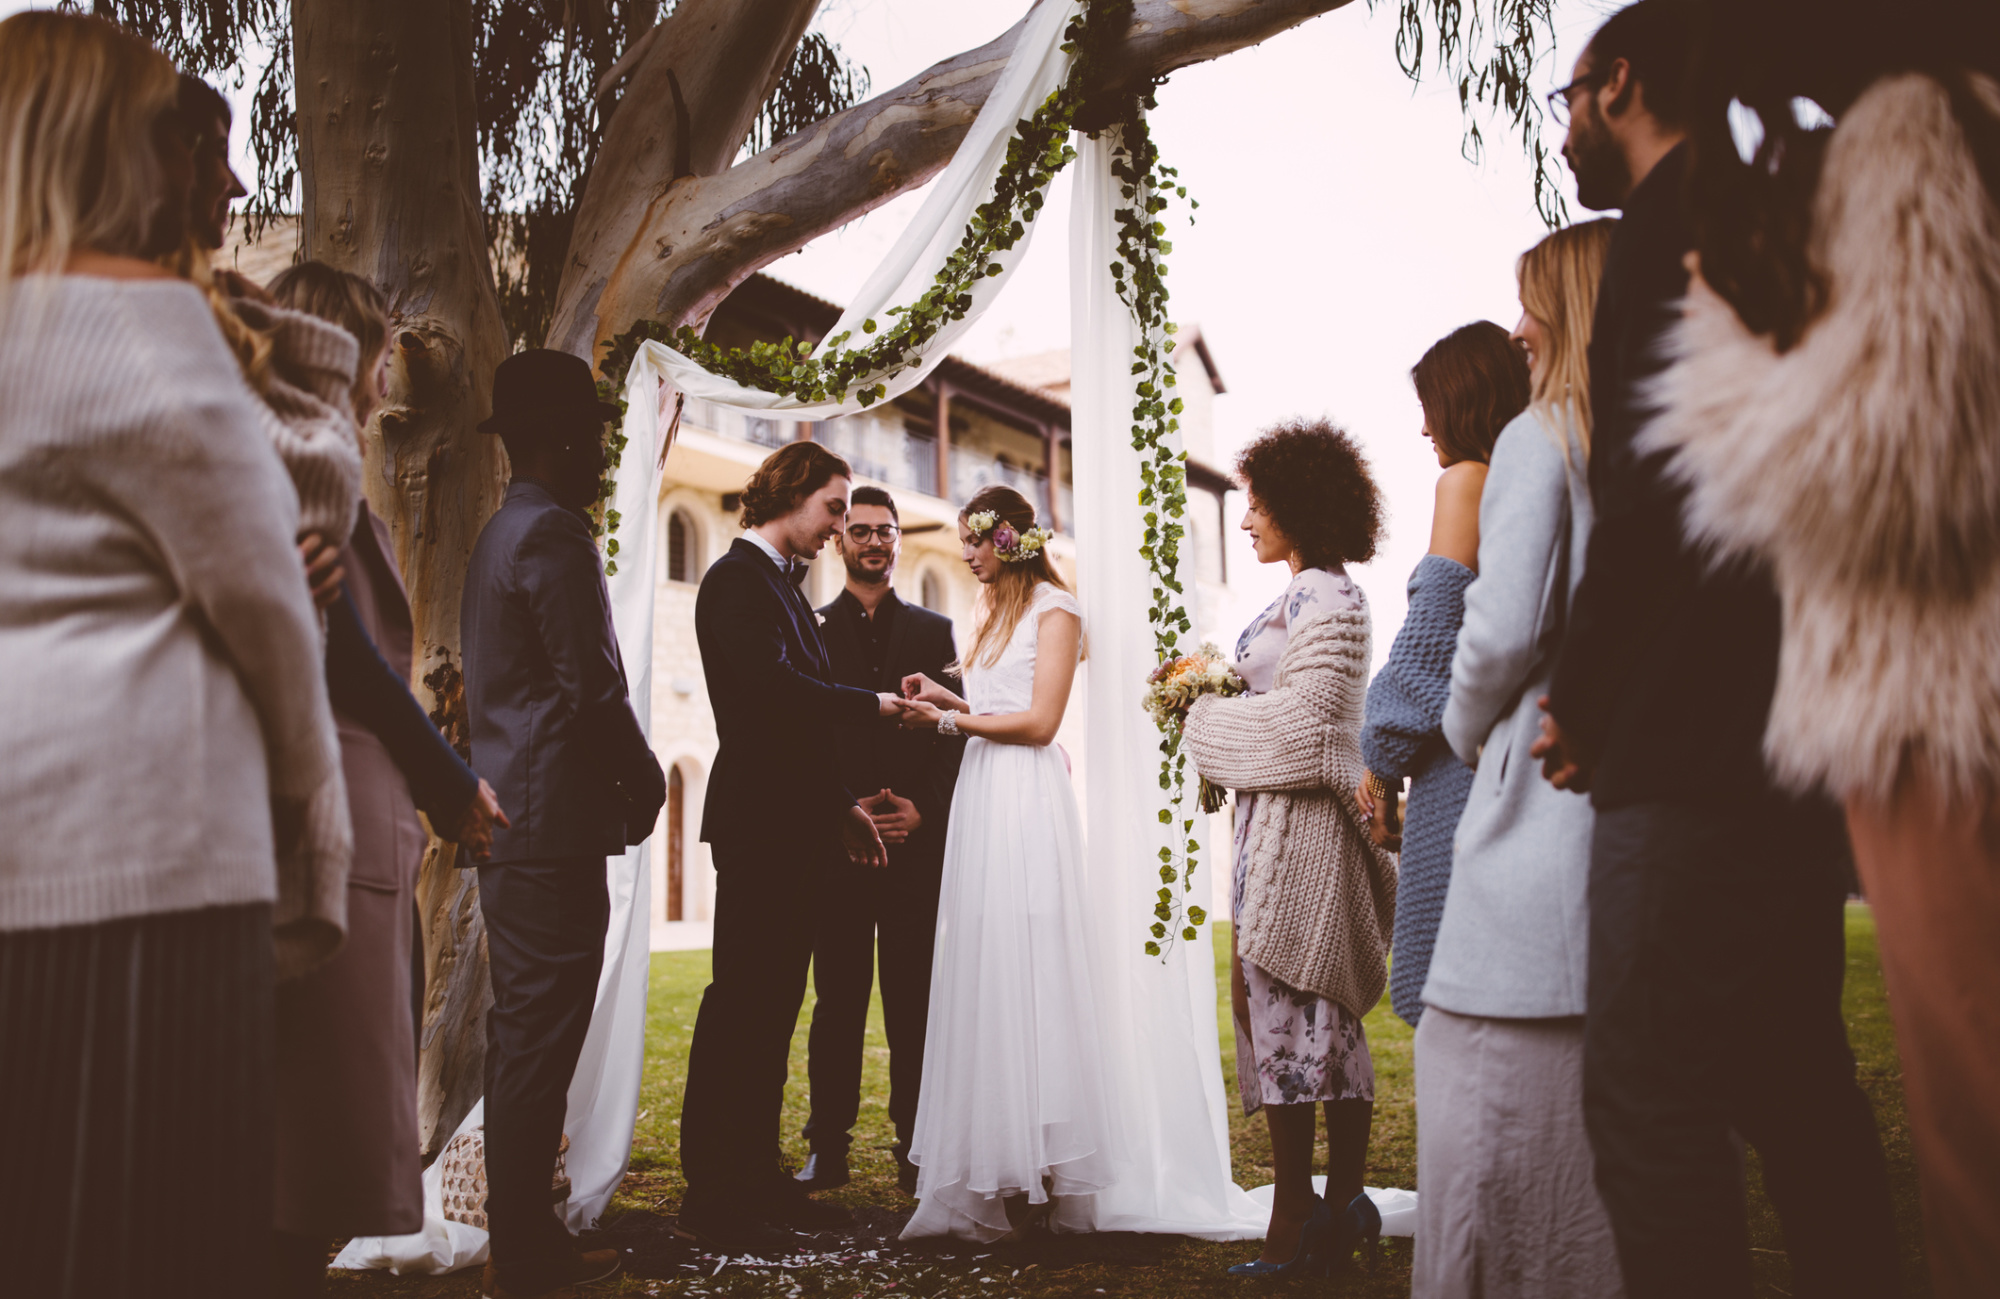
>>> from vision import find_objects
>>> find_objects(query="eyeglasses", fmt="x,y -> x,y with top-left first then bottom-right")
845,524 -> 901,543
1546,70 -> 1608,127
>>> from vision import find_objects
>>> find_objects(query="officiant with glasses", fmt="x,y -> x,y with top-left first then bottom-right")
796,487 -> 965,1198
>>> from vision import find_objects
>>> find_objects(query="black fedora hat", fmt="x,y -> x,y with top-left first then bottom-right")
478,348 -> 622,437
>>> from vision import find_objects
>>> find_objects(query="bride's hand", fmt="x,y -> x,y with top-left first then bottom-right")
897,699 -> 944,731
900,672 -> 961,709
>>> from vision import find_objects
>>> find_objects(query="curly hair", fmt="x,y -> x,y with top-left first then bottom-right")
739,440 -> 853,528
1235,418 -> 1384,569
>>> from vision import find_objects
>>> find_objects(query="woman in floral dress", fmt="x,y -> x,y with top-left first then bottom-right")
1186,419 -> 1398,1277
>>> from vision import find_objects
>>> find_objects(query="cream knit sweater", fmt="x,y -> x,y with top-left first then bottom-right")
1186,607 -> 1398,1018
0,276 -> 350,975
235,296 -> 364,544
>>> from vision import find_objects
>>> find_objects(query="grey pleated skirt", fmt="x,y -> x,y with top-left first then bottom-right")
1412,1006 -> 1625,1299
0,903 -> 274,1299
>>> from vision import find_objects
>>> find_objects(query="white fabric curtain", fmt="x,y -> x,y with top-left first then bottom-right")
1066,127 -> 1266,1241
334,364 -> 668,1275
635,0 -> 1081,419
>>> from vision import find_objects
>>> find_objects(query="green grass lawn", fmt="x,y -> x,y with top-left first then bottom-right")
329,905 -> 1926,1297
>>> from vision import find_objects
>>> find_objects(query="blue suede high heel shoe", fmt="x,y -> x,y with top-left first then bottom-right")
1325,1191 -> 1383,1269
1227,1194 -> 1333,1278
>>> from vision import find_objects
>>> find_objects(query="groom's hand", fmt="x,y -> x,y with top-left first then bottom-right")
877,692 -> 906,718
840,802 -> 889,869
865,788 -> 922,845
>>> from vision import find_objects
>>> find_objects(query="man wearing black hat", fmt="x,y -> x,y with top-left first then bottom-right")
461,349 -> 666,1299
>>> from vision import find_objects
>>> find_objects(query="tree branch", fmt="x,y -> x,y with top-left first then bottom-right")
548,0 -> 1357,360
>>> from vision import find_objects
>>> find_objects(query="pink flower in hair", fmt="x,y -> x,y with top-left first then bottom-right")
992,523 -> 1019,553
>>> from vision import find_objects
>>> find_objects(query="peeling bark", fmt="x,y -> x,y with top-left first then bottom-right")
294,0 -> 511,1156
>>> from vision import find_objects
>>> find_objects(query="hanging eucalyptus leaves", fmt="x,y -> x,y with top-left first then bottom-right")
596,0 -> 1208,957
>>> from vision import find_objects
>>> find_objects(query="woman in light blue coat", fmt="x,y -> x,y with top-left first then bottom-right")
1411,219 -> 1624,1299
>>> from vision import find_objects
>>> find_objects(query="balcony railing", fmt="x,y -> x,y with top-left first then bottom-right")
687,400 -> 1068,531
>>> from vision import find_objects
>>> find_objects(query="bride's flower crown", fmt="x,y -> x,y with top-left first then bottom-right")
965,509 -> 1053,563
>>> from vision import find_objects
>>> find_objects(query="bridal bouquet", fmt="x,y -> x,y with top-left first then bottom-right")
1144,643 -> 1246,814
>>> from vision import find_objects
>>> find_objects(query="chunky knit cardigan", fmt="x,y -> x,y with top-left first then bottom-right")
1642,72 -> 2000,804
1187,607 -> 1398,1018
0,277 -> 350,973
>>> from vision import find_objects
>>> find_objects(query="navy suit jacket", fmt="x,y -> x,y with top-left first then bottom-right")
461,480 -> 665,864
696,537 -> 880,853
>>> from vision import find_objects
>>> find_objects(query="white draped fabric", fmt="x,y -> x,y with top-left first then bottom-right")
1064,128 -> 1267,1240
633,0 -> 1080,419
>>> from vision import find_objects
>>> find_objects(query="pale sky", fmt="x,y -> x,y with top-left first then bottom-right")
6,0 -> 1619,657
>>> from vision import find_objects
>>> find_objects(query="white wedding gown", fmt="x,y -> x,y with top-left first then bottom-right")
902,583 -> 1119,1241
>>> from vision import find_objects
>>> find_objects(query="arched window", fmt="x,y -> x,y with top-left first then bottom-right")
920,569 -> 945,614
666,766 -> 685,922
666,509 -> 699,583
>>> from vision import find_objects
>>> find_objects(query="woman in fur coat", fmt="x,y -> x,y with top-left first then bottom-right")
1648,9 -> 2000,1289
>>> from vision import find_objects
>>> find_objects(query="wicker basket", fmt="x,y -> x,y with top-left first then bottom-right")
438,1127 -> 571,1230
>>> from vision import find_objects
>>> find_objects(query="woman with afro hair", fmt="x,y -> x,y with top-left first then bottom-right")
1184,419 -> 1399,1276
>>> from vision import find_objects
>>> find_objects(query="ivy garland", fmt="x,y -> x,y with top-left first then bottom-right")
595,0 -> 1209,958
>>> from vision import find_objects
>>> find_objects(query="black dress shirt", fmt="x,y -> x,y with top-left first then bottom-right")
818,588 -> 965,843
1547,143 -> 1788,808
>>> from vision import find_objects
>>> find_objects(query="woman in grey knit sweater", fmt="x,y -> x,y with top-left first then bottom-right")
1360,322 -> 1529,1028
1414,220 -> 1620,1299
0,16 -> 347,1295
1186,420 -> 1398,1277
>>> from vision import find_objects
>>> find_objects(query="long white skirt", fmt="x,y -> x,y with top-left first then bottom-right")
901,736 -> 1117,1241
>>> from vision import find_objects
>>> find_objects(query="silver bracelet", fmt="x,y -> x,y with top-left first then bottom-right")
937,709 -> 960,736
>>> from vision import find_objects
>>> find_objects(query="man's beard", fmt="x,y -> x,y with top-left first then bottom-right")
844,552 -> 893,585
1565,106 -> 1632,212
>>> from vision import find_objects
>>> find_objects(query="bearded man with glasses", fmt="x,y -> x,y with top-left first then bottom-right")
797,486 -> 966,1197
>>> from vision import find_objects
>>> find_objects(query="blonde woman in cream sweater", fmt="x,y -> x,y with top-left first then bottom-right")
0,15 -> 347,1294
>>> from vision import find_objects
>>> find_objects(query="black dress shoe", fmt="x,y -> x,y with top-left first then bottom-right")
793,1150 -> 850,1191
671,1201 -> 797,1258
765,1180 -> 853,1232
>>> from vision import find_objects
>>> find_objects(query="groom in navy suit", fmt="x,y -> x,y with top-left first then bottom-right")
677,440 -> 905,1253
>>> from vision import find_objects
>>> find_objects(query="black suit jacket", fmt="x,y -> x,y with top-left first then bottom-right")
817,589 -> 965,860
1547,143 -> 1788,809
696,537 -> 881,852
461,480 -> 666,863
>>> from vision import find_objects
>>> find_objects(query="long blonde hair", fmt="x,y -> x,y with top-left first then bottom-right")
1516,218 -> 1617,459
0,13 -> 178,299
959,484 -> 1076,671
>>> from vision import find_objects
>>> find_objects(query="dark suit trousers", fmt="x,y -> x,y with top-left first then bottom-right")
802,846 -> 944,1158
478,857 -> 608,1273
680,839 -> 824,1212
1583,798 -> 1899,1299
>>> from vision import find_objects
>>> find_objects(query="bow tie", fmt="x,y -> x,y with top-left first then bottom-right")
786,559 -> 810,588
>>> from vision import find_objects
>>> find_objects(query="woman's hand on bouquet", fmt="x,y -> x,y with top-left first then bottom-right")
450,779 -> 511,862
895,699 -> 944,731
298,531 -> 344,610
899,672 -> 965,711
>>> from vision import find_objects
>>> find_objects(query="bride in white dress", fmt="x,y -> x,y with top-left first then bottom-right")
891,484 -> 1115,1243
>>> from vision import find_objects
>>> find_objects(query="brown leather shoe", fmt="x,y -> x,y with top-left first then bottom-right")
480,1247 -> 621,1298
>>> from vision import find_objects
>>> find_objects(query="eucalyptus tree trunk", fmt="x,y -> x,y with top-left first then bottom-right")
293,0 -> 511,1157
